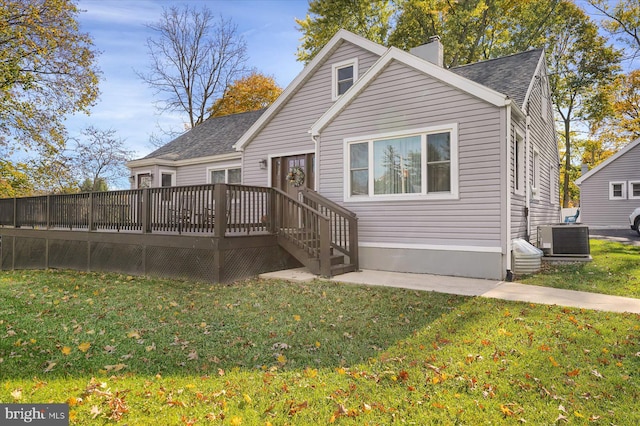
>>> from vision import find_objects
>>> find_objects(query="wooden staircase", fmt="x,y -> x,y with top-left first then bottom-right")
272,188 -> 358,277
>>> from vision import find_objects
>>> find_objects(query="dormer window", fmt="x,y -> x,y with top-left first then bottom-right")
332,58 -> 358,101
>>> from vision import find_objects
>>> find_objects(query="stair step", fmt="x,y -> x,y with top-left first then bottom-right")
330,263 -> 357,275
330,254 -> 344,266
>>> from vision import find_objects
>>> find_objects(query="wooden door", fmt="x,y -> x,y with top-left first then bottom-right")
271,153 -> 315,228
271,153 -> 315,195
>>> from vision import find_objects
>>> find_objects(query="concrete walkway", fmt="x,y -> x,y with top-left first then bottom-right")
260,268 -> 640,314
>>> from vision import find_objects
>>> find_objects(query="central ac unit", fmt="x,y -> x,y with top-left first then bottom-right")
537,224 -> 590,257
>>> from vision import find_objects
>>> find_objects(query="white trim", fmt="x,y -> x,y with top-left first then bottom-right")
549,160 -> 558,205
332,58 -> 358,101
609,181 -> 627,200
629,181 -> 640,199
312,47 -> 509,137
206,164 -> 242,184
343,124 -> 459,202
127,152 -> 241,168
234,29 -> 387,151
531,146 -> 540,200
522,49 -> 544,108
359,241 -> 503,253
514,128 -> 525,196
576,137 -> 640,185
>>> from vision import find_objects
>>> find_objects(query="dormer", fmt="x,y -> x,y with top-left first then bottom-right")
332,58 -> 359,101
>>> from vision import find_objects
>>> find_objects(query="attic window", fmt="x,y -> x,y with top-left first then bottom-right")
332,58 -> 358,101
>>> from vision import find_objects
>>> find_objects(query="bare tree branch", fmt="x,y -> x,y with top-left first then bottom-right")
136,5 -> 248,128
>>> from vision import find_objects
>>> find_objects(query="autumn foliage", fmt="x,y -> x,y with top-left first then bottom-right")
209,72 -> 282,118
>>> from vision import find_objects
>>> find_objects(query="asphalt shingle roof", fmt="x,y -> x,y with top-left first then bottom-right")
450,49 -> 543,109
143,109 -> 265,161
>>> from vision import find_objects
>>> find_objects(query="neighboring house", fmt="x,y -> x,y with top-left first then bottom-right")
575,137 -> 640,227
126,109 -> 264,189
128,30 -> 559,280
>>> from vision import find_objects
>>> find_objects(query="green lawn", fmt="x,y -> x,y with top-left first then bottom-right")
1,263 -> 639,424
519,239 -> 640,298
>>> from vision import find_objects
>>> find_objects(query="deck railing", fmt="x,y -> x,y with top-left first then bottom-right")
0,183 -> 358,277
0,184 -> 275,237
300,188 -> 359,271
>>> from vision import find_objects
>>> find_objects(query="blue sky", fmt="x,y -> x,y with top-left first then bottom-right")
69,0 -> 309,159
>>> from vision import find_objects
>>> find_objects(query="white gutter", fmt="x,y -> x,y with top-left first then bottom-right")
505,103 -> 512,279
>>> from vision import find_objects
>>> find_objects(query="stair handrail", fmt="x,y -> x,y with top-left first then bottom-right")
299,188 -> 358,271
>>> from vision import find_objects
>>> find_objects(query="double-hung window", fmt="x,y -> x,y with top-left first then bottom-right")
346,125 -> 458,200
629,181 -> 640,199
332,59 -> 358,101
609,181 -> 627,200
209,167 -> 241,184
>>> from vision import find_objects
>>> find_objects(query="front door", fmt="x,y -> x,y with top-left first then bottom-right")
271,153 -> 315,197
271,153 -> 315,228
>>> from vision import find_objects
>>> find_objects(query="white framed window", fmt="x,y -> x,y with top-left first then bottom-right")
345,124 -> 458,201
629,181 -> 640,199
549,161 -> 558,205
514,130 -> 525,196
532,147 -> 540,200
135,171 -> 152,189
332,58 -> 358,101
609,181 -> 627,200
207,166 -> 241,184
159,170 -> 176,187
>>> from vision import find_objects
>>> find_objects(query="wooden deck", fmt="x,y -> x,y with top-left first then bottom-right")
0,184 -> 358,282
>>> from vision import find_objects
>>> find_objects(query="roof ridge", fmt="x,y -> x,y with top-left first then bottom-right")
451,48 -> 543,70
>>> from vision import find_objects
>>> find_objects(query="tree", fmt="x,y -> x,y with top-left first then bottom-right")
137,5 -> 248,128
0,0 -> 100,150
79,177 -> 108,192
588,0 -> 640,57
209,71 -> 282,117
71,127 -> 135,191
546,2 -> 621,207
296,0 -> 393,64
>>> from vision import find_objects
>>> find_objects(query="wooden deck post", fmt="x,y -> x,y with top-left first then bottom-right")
88,192 -> 95,231
141,189 -> 150,233
319,217 -> 331,277
214,184 -> 227,238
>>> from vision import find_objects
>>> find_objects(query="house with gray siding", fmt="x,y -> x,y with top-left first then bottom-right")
128,30 -> 559,280
127,109 -> 264,189
575,137 -> 640,227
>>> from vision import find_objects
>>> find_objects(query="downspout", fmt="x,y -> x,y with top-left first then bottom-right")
309,131 -> 319,191
505,103 -> 513,281
525,115 -> 532,241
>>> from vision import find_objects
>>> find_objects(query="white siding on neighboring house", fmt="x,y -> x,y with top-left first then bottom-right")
242,41 -> 381,186
578,141 -> 640,227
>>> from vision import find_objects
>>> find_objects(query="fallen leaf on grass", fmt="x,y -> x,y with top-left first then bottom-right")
61,346 -> 72,356
104,345 -> 116,354
187,350 -> 198,360
44,361 -> 57,373
104,363 -> 127,372
78,342 -> 91,353
11,389 -> 22,400
90,405 -> 101,419
126,331 -> 140,339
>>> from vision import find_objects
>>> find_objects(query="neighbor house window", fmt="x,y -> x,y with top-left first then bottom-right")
345,125 -> 458,200
514,131 -> 525,195
332,58 -> 358,100
609,181 -> 627,200
209,167 -> 241,184
629,181 -> 640,199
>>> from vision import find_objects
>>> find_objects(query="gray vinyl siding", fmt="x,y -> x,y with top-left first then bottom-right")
319,60 -> 505,248
242,42 -> 381,186
175,158 -> 242,186
579,143 -> 640,227
508,62 -> 560,245
510,121 -> 528,240
525,64 -> 560,243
